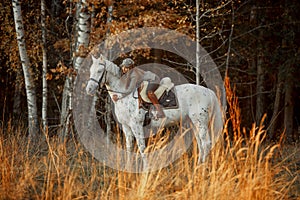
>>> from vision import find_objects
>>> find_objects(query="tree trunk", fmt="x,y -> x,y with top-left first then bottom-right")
195,0 -> 200,85
12,0 -> 39,140
105,97 -> 112,144
59,0 -> 77,138
73,0 -> 91,70
255,22 -> 265,125
284,69 -> 294,139
269,77 -> 283,140
250,5 -> 266,125
282,0 -> 295,140
255,51 -> 264,124
60,75 -> 72,138
60,0 -> 90,138
13,68 -> 22,120
105,1 -> 113,142
41,0 -> 48,131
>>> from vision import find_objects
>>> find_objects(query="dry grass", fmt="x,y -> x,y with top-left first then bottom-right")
0,79 -> 299,200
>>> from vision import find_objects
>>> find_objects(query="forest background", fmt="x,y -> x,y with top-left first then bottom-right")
0,0 -> 299,142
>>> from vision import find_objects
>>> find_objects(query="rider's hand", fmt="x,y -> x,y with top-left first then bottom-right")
112,94 -> 119,102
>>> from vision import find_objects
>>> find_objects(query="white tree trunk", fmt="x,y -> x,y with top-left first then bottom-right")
60,76 -> 72,137
105,2 -> 114,143
195,0 -> 200,85
41,0 -> 48,131
12,0 -> 39,139
60,0 -> 90,138
73,0 -> 91,70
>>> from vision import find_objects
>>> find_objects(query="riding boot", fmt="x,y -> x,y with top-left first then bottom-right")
147,91 -> 165,118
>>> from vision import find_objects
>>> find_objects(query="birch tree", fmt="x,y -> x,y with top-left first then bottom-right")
41,0 -> 48,131
73,0 -> 91,70
60,0 -> 91,138
12,0 -> 39,139
195,0 -> 200,85
105,0 -> 113,143
194,1 -> 231,86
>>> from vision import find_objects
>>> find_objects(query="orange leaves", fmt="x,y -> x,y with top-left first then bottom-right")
53,39 -> 70,53
47,61 -> 75,81
74,44 -> 89,58
46,73 -> 53,81
103,0 -> 113,6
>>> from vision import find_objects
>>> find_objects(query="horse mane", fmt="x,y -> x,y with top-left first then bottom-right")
104,59 -> 121,78
102,57 -> 149,91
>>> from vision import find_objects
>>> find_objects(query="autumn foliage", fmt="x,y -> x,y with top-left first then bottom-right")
0,0 -> 299,198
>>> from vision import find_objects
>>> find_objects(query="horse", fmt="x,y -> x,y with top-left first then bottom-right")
85,54 -> 224,170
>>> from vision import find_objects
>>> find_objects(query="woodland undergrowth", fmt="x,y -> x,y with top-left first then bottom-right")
0,78 -> 299,200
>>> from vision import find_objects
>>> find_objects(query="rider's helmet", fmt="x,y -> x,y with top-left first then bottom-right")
120,58 -> 135,68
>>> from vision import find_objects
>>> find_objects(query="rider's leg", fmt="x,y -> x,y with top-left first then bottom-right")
146,83 -> 165,118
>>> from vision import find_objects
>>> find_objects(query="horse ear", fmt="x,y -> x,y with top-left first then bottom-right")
99,54 -> 103,61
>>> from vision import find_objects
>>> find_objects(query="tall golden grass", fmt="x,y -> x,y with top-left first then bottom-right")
0,78 -> 299,199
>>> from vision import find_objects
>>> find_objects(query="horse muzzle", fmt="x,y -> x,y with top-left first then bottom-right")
86,81 -> 98,95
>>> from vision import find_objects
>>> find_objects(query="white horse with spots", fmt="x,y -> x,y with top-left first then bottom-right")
86,55 -> 224,169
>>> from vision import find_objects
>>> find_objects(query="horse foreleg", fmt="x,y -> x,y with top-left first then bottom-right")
122,125 -> 134,167
135,137 -> 148,171
131,124 -> 148,171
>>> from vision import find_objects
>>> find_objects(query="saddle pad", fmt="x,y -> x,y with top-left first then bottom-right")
158,89 -> 178,109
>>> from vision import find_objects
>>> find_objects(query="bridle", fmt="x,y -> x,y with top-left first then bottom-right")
89,65 -> 107,85
88,60 -> 133,97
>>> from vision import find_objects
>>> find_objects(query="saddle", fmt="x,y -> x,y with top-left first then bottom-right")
138,77 -> 178,110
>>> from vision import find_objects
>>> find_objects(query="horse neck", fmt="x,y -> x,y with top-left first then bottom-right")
104,59 -> 120,78
103,59 -> 123,91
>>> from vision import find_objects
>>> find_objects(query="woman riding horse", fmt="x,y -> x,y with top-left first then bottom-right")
118,58 -> 165,119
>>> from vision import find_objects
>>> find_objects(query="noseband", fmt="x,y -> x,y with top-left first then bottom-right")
89,77 -> 100,84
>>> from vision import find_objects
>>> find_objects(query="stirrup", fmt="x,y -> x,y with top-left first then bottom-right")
150,105 -> 165,120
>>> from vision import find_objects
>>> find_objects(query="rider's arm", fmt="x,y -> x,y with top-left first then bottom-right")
144,71 -> 160,83
124,71 -> 139,92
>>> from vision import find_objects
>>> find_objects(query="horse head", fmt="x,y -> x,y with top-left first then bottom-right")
86,55 -> 106,95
